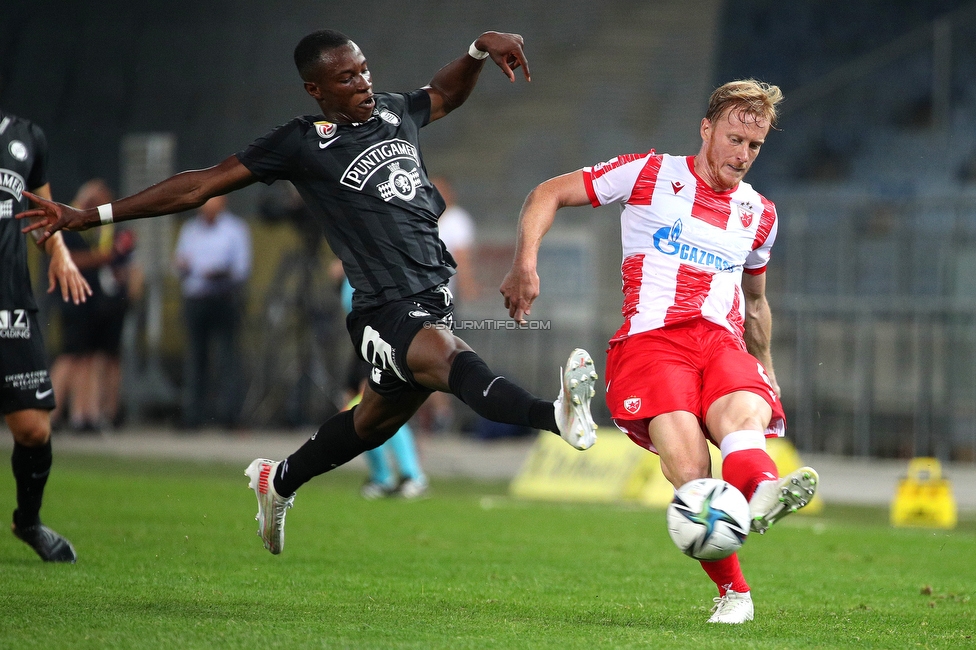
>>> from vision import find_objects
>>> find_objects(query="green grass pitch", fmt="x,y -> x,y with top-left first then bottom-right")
1,453 -> 974,649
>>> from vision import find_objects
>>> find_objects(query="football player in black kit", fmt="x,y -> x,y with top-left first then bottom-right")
19,30 -> 598,555
1,109 -> 91,562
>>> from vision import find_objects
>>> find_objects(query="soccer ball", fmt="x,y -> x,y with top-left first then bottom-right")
666,478 -> 750,561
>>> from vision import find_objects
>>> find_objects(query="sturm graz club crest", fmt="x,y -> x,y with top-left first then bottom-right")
377,108 -> 401,126
377,162 -> 421,202
8,140 -> 28,161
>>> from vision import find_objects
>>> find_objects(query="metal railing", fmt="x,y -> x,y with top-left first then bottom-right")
769,193 -> 976,461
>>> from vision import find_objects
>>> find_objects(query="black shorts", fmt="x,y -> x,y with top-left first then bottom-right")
60,301 -> 95,354
346,284 -> 454,399
92,296 -> 128,356
344,355 -> 372,395
0,309 -> 55,415
61,295 -> 129,355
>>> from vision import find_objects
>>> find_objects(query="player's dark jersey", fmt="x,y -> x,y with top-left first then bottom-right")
0,111 -> 48,312
236,89 -> 454,310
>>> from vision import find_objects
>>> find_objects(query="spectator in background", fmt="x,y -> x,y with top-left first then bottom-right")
95,225 -> 142,427
431,176 -> 478,303
174,195 -> 251,429
50,179 -> 139,432
417,176 -> 480,435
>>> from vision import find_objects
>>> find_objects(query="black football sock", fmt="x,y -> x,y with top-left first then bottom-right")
11,440 -> 52,529
273,408 -> 376,496
448,350 -> 558,432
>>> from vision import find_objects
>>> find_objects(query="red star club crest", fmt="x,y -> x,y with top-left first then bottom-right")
737,203 -> 754,228
624,397 -> 641,415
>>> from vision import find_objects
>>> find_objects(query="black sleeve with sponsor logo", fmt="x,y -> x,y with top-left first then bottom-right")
234,117 -> 305,185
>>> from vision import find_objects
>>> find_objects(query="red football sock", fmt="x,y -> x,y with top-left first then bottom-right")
722,448 -> 779,501
700,553 -> 749,595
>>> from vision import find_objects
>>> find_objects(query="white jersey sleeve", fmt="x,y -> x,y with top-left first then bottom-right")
743,197 -> 778,274
582,151 -> 656,207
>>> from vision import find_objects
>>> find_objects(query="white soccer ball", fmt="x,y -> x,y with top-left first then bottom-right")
666,478 -> 750,561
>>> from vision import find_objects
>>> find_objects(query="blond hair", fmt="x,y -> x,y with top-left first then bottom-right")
705,79 -> 783,128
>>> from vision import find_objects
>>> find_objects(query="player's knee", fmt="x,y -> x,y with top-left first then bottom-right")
10,419 -> 51,447
706,391 -> 771,434
407,330 -> 470,391
359,422 -> 398,447
663,456 -> 711,488
352,404 -> 411,447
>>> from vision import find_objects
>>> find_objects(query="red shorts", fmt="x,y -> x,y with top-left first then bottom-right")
605,319 -> 786,453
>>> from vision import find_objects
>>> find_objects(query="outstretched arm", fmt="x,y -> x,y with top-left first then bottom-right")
425,31 -> 530,122
27,184 -> 92,304
17,155 -> 256,244
499,170 -> 589,322
742,271 -> 781,397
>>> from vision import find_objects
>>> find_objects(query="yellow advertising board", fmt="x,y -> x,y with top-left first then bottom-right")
890,457 -> 957,529
509,431 -> 650,503
511,431 -> 823,515
509,430 -> 647,503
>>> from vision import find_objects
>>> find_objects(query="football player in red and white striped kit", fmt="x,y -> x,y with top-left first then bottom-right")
501,79 -> 819,624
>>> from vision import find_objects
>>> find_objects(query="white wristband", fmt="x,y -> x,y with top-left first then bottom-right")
97,203 -> 114,225
468,40 -> 489,60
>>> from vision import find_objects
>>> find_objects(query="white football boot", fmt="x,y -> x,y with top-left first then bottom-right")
553,348 -> 599,450
749,466 -> 819,534
245,458 -> 295,555
708,589 -> 754,624
398,478 -> 430,500
360,480 -> 396,500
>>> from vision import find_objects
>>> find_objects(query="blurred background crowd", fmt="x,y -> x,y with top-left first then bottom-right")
4,0 -> 976,462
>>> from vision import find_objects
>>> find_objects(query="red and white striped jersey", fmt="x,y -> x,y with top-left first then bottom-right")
582,151 -> 777,342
